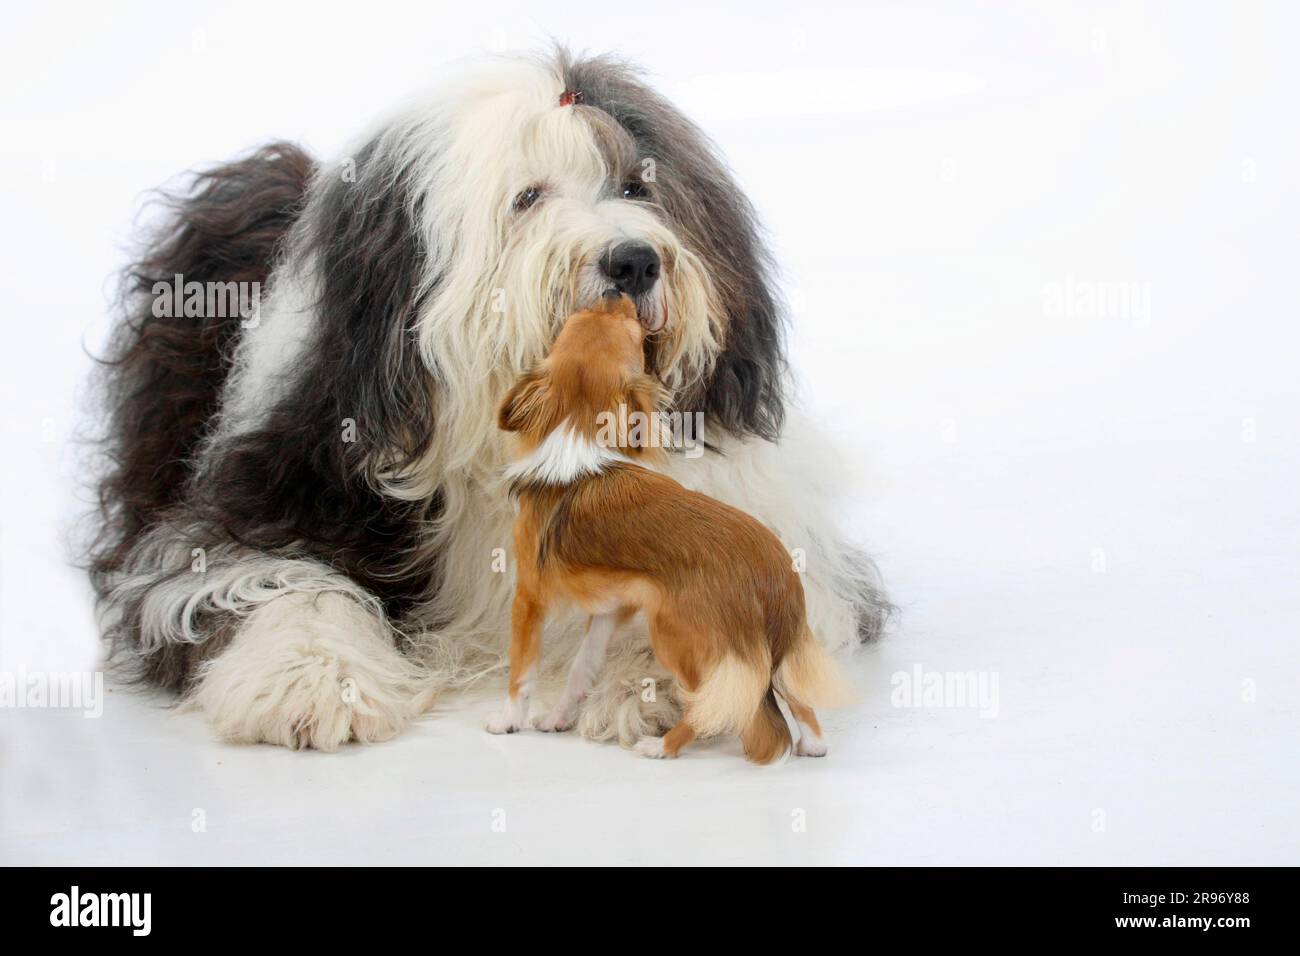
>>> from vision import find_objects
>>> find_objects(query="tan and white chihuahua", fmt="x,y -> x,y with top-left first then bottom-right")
486,292 -> 849,762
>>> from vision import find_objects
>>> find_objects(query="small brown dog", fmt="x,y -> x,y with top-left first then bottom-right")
486,292 -> 850,761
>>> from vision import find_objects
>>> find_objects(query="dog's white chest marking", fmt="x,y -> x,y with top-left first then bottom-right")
502,422 -> 631,486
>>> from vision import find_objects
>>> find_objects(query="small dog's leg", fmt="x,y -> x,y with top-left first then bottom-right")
634,719 -> 696,759
536,613 -> 619,732
787,700 -> 828,757
486,591 -> 545,734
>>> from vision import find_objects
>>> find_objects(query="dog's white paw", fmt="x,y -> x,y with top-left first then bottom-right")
484,711 -> 525,734
795,735 -> 828,757
186,592 -> 426,752
534,709 -> 573,733
634,735 -> 671,759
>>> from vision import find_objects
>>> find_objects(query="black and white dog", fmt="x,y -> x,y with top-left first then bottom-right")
90,50 -> 888,750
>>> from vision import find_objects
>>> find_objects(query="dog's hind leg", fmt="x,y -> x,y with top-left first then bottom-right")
632,611 -> 710,759
786,699 -> 828,757
634,718 -> 696,759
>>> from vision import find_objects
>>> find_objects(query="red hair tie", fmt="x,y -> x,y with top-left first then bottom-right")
559,90 -> 584,107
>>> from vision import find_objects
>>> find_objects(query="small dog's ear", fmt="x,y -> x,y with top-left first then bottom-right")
623,373 -> 668,449
498,368 -> 554,433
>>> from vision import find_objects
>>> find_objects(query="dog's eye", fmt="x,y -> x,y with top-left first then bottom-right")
621,180 -> 651,201
513,185 -> 543,212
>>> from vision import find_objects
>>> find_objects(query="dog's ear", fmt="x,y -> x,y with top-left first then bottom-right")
498,368 -> 555,434
622,372 -> 667,449
563,54 -> 787,442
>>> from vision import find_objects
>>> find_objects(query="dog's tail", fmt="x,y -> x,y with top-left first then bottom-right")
88,143 -> 315,595
684,653 -> 792,764
774,625 -> 855,711
740,688 -> 792,765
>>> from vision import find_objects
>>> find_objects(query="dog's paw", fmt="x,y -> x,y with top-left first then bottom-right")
795,735 -> 828,757
634,735 -> 673,759
484,711 -> 524,734
534,709 -> 573,733
186,592 -> 426,752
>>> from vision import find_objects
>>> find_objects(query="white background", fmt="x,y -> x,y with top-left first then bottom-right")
1,1 -> 1296,864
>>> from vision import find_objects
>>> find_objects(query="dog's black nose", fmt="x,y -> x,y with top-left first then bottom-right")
601,242 -> 660,298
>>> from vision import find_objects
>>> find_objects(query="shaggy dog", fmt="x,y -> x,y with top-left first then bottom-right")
89,49 -> 889,750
